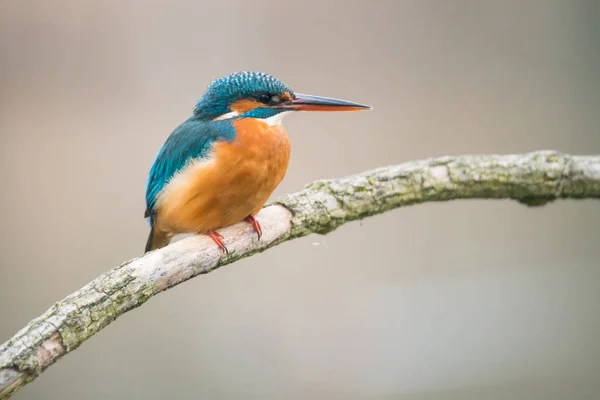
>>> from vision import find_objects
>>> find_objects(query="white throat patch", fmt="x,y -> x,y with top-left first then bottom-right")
263,111 -> 290,126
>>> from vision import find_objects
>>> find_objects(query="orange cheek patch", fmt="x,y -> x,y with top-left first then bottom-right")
280,92 -> 293,102
230,99 -> 262,113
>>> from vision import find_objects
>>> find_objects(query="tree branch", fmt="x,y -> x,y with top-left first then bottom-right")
1,150 -> 599,398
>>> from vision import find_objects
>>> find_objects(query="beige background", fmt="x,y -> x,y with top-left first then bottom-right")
1,1 -> 599,399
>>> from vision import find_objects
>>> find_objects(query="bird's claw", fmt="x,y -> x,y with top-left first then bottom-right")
245,216 -> 262,240
206,216 -> 261,255
208,231 -> 229,255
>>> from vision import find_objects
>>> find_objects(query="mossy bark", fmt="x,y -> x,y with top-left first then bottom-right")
1,151 -> 599,399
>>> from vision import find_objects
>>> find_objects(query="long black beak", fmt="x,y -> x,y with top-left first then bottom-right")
278,93 -> 372,112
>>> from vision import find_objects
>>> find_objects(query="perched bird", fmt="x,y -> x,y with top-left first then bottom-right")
144,71 -> 371,253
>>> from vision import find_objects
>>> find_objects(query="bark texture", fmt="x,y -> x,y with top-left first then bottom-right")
1,150 -> 599,398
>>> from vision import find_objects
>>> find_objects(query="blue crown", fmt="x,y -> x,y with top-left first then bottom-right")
193,71 -> 293,119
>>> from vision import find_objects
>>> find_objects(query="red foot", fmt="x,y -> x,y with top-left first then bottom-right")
207,231 -> 229,255
245,215 -> 262,240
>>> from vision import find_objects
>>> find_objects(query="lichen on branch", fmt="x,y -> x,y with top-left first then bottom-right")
1,150 -> 599,399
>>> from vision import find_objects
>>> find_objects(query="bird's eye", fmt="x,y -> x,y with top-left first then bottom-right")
258,94 -> 272,104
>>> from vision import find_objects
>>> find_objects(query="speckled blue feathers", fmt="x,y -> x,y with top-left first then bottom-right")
194,71 -> 294,120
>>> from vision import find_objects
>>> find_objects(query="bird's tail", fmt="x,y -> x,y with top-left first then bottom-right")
145,223 -> 172,253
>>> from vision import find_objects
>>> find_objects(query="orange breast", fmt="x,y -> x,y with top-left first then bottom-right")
154,118 -> 291,234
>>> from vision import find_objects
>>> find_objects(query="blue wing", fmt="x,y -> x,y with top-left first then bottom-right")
144,117 -> 235,222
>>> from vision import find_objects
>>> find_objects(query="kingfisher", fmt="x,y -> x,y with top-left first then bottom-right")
144,71 -> 371,253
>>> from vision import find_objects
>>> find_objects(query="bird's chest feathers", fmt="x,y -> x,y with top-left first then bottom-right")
155,118 -> 290,232
213,118 -> 291,197
227,118 -> 290,170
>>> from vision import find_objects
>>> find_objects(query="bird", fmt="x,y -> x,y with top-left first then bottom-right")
144,71 -> 371,254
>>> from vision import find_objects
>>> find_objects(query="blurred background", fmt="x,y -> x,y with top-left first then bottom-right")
1,0 -> 599,399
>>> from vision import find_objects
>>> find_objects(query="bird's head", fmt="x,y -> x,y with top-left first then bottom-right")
193,71 -> 371,123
